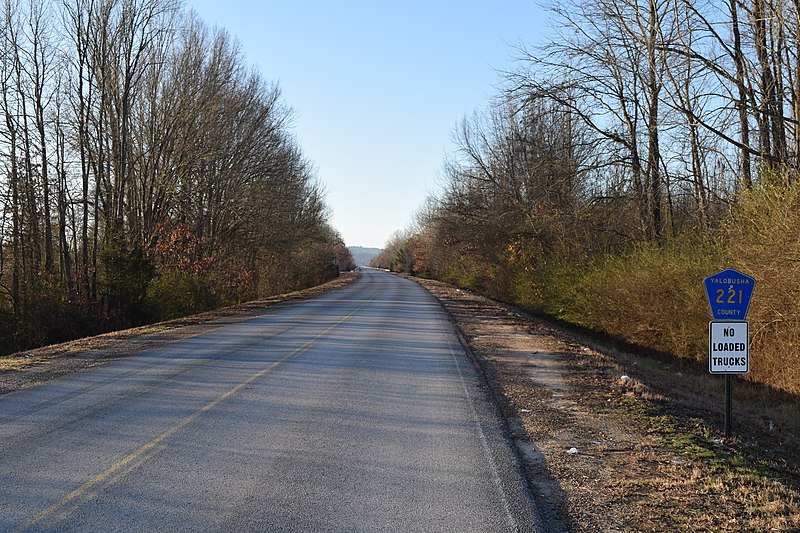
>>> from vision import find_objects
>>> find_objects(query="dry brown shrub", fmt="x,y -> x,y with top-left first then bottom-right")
549,238 -> 724,360
536,182 -> 800,395
723,184 -> 800,394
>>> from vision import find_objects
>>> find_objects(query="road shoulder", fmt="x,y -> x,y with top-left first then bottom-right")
413,276 -> 800,532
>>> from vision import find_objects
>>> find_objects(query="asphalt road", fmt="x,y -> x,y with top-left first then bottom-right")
0,269 -> 540,532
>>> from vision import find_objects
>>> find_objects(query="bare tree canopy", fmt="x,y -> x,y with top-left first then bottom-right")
0,0 -> 351,350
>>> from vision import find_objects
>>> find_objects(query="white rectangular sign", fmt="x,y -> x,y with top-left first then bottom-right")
709,321 -> 749,374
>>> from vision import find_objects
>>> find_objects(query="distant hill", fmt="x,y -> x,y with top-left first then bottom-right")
348,246 -> 383,266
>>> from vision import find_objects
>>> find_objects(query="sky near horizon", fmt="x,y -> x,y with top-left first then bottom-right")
188,1 -> 551,249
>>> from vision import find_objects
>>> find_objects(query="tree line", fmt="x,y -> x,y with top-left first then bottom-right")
374,0 -> 800,394
1,0 -> 352,352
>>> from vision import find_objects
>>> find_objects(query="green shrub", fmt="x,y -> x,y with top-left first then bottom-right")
100,226 -> 154,325
146,271 -> 219,321
509,269 -> 544,313
536,258 -> 585,319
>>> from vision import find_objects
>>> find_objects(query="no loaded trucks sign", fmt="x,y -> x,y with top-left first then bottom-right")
709,321 -> 749,374
704,268 -> 754,376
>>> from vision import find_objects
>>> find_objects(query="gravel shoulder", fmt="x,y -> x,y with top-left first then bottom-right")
413,276 -> 800,532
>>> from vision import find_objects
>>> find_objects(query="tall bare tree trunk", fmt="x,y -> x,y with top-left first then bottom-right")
731,0 -> 753,187
28,3 -> 54,273
56,121 -> 74,292
753,0 -> 776,168
2,91 -> 21,318
646,0 -> 662,239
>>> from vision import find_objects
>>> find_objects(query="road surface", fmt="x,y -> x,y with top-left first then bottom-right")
0,269 -> 540,532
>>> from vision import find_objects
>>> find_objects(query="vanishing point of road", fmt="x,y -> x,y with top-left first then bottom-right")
0,269 -> 541,532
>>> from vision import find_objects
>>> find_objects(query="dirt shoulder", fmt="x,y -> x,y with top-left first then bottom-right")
413,276 -> 800,532
0,272 -> 358,396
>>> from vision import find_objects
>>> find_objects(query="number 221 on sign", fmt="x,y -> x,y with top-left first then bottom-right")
716,288 -> 743,305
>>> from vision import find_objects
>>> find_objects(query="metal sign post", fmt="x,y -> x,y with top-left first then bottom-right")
726,375 -> 732,437
704,269 -> 755,437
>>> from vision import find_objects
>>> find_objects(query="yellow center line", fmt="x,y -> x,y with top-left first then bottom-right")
48,443 -> 168,527
20,293 -> 377,532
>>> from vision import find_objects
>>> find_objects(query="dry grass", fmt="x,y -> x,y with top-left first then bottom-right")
724,185 -> 800,395
0,356 -> 42,371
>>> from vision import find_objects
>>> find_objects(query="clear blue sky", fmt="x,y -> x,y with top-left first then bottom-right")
188,1 -> 550,248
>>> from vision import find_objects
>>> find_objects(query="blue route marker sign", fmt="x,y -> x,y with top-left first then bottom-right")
703,268 -> 756,320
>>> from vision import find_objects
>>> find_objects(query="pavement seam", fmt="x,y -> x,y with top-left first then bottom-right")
447,341 -> 518,531
408,275 -> 546,533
